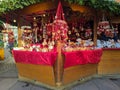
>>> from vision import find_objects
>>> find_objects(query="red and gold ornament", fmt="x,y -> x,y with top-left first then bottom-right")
52,1 -> 68,42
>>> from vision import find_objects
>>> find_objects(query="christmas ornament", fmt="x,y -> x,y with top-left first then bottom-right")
52,1 -> 68,42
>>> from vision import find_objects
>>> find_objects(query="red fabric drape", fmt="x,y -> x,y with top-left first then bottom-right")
12,50 -> 58,66
63,49 -> 103,68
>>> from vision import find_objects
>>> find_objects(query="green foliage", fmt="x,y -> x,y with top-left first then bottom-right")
77,0 -> 84,5
0,41 -> 4,48
0,33 -> 4,48
14,40 -> 18,47
65,0 -> 120,15
0,0 -> 120,15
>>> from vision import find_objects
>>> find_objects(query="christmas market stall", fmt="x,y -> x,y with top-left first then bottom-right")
1,0 -> 120,88
97,18 -> 120,75
11,1 -> 103,87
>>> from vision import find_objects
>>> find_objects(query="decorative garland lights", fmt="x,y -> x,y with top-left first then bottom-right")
0,0 -> 120,15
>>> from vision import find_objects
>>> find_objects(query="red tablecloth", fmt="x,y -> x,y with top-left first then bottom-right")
12,50 -> 58,66
63,49 -> 103,68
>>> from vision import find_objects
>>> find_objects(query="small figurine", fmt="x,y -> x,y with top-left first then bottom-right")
48,43 -> 54,51
42,47 -> 48,52
42,39 -> 47,46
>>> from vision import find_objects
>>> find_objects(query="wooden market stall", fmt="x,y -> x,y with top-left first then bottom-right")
98,16 -> 120,75
98,48 -> 120,75
11,1 -> 103,87
8,0 -> 120,88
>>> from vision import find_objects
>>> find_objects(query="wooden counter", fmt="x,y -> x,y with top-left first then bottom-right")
13,48 -> 101,87
98,48 -> 120,75
16,63 -> 98,87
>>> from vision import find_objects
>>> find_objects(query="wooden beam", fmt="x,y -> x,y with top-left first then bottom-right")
69,3 -> 94,13
21,1 -> 57,15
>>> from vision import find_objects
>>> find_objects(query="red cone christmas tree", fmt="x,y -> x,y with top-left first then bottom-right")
52,1 -> 68,42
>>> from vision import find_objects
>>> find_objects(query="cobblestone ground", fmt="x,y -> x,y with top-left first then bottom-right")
0,48 -> 17,75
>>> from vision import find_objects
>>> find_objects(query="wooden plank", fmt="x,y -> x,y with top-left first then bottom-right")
16,63 -> 56,86
63,64 -> 98,85
21,1 -> 57,15
98,50 -> 120,75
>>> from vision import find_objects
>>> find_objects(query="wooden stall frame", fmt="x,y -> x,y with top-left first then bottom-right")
16,63 -> 56,86
98,49 -> 120,75
15,41 -> 99,87
63,64 -> 98,85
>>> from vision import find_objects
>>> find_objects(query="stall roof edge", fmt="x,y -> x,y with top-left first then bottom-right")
0,0 -> 120,15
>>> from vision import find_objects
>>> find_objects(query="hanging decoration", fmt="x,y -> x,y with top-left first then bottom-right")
8,30 -> 14,43
20,25 -> 32,48
52,1 -> 68,42
33,17 -> 39,43
97,13 -> 119,41
46,14 -> 54,39
46,23 -> 52,38
85,27 -> 92,38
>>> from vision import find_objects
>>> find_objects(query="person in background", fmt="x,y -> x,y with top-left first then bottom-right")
8,30 -> 14,53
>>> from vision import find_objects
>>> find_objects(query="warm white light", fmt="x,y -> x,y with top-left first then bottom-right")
43,14 -> 46,17
13,19 -> 16,23
33,17 -> 36,20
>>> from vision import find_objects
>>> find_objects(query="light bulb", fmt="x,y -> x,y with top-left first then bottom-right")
13,19 -> 16,23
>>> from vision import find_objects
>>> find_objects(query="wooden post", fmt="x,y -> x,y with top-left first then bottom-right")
93,11 -> 98,46
54,41 -> 64,86
17,17 -> 22,47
